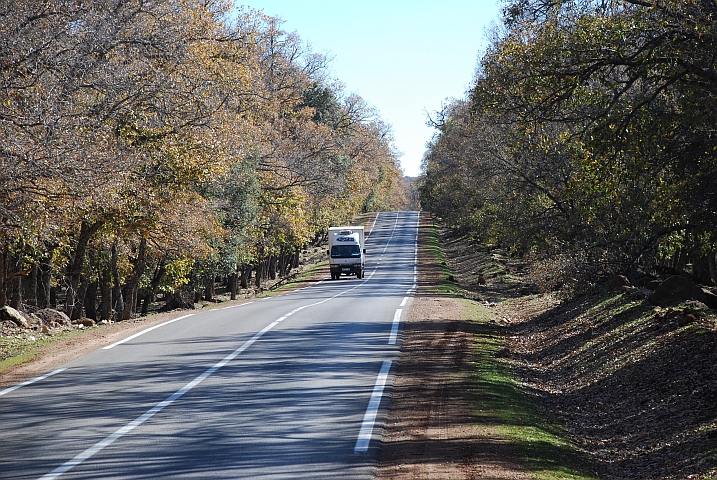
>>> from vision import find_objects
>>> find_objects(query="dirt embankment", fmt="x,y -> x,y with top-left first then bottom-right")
377,218 -> 528,479
380,219 -> 717,480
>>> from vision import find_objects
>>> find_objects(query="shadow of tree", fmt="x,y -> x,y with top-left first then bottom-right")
505,291 -> 717,479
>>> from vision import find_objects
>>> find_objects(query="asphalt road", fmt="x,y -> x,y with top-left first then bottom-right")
0,211 -> 420,480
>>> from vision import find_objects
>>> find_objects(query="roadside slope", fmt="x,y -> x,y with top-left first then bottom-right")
377,215 -> 529,479
379,217 -> 717,480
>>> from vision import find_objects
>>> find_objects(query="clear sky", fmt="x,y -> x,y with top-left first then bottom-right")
240,1 -> 504,177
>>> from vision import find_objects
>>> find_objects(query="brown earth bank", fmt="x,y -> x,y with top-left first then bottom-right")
500,295 -> 717,480
378,219 -> 717,480
376,217 -> 528,479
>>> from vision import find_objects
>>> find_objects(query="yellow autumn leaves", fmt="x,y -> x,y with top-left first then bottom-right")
0,0 -> 409,315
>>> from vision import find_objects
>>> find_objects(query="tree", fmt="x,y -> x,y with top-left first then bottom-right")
0,2 -> 409,312
422,0 -> 717,285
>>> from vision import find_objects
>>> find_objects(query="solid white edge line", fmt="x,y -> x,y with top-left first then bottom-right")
2,302 -> 256,396
354,360 -> 392,453
389,309 -> 402,345
0,368 -> 67,398
102,314 -> 195,350
222,301 -> 253,310
101,300 -> 255,350
381,213 -> 400,255
369,212 -> 379,237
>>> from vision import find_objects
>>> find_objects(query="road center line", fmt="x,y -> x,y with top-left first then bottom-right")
381,213 -> 400,254
368,212 -> 379,237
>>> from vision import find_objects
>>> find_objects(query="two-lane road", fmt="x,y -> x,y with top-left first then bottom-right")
0,211 -> 419,479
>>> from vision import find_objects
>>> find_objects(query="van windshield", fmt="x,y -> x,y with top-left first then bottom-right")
331,245 -> 361,258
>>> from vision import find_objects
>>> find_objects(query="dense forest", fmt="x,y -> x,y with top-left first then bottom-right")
420,0 -> 717,291
0,0 -> 410,320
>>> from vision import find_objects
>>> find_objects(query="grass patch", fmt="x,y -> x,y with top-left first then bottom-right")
444,261 -> 595,479
0,328 -> 89,373
260,260 -> 329,297
425,234 -> 595,478
423,221 -> 463,295
465,305 -> 595,479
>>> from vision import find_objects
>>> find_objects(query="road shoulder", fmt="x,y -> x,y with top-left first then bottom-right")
376,214 -> 527,479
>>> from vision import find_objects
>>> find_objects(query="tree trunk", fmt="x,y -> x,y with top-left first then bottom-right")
140,292 -> 153,316
37,243 -> 55,309
122,238 -> 146,321
229,272 -> 238,300
255,262 -> 263,288
9,275 -> 21,310
138,260 -> 165,317
84,279 -> 98,320
278,253 -> 288,277
72,274 -> 89,320
121,284 -> 133,320
100,265 -> 112,321
268,256 -> 277,280
22,262 -> 37,307
111,240 -> 124,321
692,253 -> 710,285
0,241 -> 7,307
203,275 -> 214,301
9,248 -> 21,309
709,249 -> 717,286
65,220 -> 103,319
240,266 -> 250,289
292,250 -> 300,269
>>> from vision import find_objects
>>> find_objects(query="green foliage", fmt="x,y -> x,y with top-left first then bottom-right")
421,0 -> 717,284
302,83 -> 342,125
159,258 -> 194,294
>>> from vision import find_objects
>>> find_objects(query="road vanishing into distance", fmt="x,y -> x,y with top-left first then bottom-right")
0,211 -> 420,480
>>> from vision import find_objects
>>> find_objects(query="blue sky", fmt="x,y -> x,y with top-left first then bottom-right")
241,1 -> 504,177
